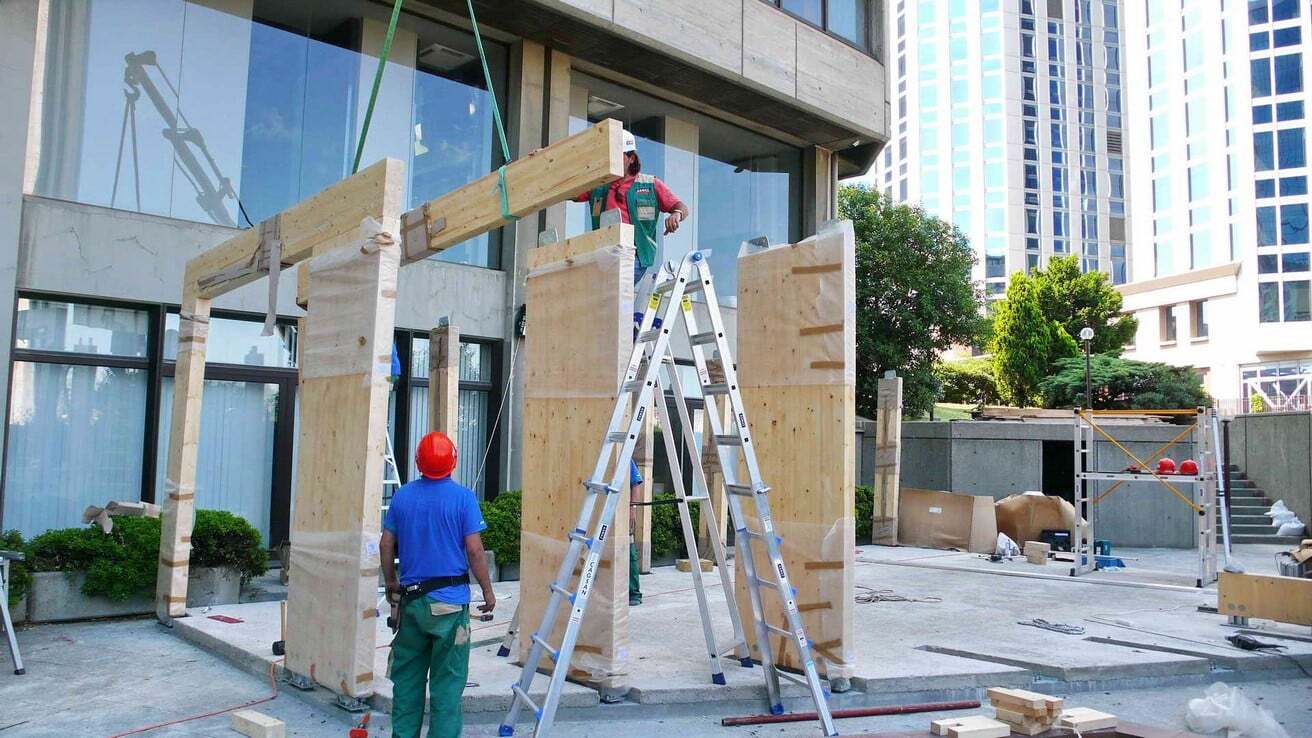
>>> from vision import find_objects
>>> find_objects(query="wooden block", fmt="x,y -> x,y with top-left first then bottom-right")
930,715 -> 1010,738
1023,540 -> 1051,557
993,706 -> 1055,726
736,224 -> 856,681
1219,571 -> 1312,626
987,687 -> 1063,713
1059,707 -> 1118,731
676,558 -> 714,572
1025,550 -> 1048,565
230,710 -> 285,738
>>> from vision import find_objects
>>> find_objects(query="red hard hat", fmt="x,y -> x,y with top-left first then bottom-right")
1156,457 -> 1177,475
415,431 -> 457,480
1178,459 -> 1199,476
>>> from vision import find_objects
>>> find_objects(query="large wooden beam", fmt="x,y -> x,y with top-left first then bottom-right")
735,223 -> 857,682
520,223 -> 634,692
429,321 -> 460,435
401,119 -> 624,264
1219,572 -> 1312,626
154,289 -> 212,621
284,222 -> 401,698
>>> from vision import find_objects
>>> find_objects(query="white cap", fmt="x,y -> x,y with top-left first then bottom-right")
622,130 -> 637,153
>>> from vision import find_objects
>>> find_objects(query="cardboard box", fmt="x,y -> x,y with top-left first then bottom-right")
898,488 -> 998,554
995,493 -> 1086,548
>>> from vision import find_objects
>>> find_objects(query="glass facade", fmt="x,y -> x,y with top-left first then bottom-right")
34,0 -> 507,267
1,297 -> 501,541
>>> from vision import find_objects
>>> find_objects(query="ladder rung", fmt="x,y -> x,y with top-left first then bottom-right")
655,278 -> 705,294
726,483 -> 755,496
512,684 -> 541,713
776,670 -> 809,687
739,528 -> 764,539
637,329 -> 662,342
532,634 -> 560,662
765,623 -> 793,639
750,576 -> 779,591
607,431 -> 632,443
690,331 -> 718,346
703,383 -> 731,396
715,434 -> 744,447
567,530 -> 591,546
622,379 -> 650,393
681,495 -> 710,502
550,583 -> 575,601
584,480 -> 617,494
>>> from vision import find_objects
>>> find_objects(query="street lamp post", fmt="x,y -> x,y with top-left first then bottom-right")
1079,326 -> 1095,409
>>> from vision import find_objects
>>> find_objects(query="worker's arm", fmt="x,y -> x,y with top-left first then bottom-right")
664,201 -> 690,235
380,529 -> 400,602
465,532 -> 496,614
653,178 -> 689,235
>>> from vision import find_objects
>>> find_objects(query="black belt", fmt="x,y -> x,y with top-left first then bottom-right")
400,574 -> 468,604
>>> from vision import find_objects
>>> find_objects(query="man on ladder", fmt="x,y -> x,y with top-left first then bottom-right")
381,432 -> 495,738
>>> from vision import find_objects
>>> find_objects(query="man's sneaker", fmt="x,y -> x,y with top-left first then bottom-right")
628,597 -> 642,606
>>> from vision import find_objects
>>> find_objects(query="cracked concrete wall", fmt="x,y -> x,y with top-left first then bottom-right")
18,196 -> 508,339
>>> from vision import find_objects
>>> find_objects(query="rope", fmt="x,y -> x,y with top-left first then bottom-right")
464,0 -> 519,222
854,586 -> 942,604
351,0 -> 405,175
1092,422 -> 1198,505
1079,411 -> 1203,513
1017,618 -> 1085,635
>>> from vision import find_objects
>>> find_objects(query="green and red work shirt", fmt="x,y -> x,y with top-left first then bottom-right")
574,174 -> 681,269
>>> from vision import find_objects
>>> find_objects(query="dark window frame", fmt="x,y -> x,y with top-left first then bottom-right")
761,0 -> 877,56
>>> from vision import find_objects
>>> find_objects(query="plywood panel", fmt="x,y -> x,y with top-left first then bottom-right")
155,290 -> 212,620
735,223 -> 856,680
520,227 -> 634,689
1219,572 -> 1312,626
284,227 -> 401,698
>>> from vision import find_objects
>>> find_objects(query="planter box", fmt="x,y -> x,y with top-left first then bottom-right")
498,561 -> 519,582
26,567 -> 241,623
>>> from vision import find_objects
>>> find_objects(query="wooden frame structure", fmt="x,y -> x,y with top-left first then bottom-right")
155,121 -> 624,700
735,222 -> 857,682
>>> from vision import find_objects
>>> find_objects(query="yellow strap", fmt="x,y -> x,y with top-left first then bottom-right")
1092,422 -> 1197,505
1079,412 -> 1203,513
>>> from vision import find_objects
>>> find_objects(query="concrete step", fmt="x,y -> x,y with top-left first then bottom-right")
1233,523 -> 1283,534
1230,514 -> 1272,525
1228,492 -> 1269,502
1232,533 -> 1306,544
1229,479 -> 1257,489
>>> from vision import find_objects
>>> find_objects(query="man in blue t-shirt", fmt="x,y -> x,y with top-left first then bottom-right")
629,459 -> 643,606
381,431 -> 493,738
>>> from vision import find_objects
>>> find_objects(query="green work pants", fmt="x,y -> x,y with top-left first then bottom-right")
388,598 -> 469,738
629,540 -> 642,604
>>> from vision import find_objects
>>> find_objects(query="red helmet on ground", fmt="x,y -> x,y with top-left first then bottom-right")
1156,457 -> 1177,475
415,431 -> 457,480
1178,459 -> 1199,475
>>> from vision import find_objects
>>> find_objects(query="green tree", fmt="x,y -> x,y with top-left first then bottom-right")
1032,255 -> 1138,354
990,272 -> 1078,406
935,358 -> 1001,406
841,186 -> 983,417
1040,355 -> 1210,409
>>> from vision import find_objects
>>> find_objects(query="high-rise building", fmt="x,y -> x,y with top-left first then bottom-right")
1120,0 -> 1312,411
874,0 -> 1129,297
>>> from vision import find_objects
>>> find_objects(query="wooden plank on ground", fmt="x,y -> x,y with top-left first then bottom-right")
735,222 -> 856,680
520,225 -> 634,690
429,322 -> 460,435
230,709 -> 286,738
872,374 -> 902,544
283,221 -> 401,698
154,290 -> 212,621
188,158 -> 403,298
1219,571 -> 1312,626
402,119 -> 624,264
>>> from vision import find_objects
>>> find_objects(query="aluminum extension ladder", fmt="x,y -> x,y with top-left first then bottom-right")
498,251 -> 837,736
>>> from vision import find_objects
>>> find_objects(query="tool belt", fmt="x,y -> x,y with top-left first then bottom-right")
398,574 -> 468,604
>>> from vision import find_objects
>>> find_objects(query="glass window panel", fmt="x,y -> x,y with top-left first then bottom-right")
1271,0 -> 1299,21
1277,101 -> 1305,121
1282,203 -> 1310,244
411,336 -> 430,380
1251,31 -> 1270,51
3,363 -> 147,538
1258,206 -> 1279,245
1284,281 -> 1310,321
1257,179 -> 1277,198
827,0 -> 868,47
1274,54 -> 1303,95
781,0 -> 823,25
14,299 -> 148,357
1278,127 -> 1306,168
1273,27 -> 1301,47
1254,105 -> 1274,124
1255,131 -> 1275,170
1259,282 -> 1280,322
1252,58 -> 1272,98
459,342 -> 491,383
1283,252 -> 1311,272
164,314 -> 296,367
156,378 -> 277,544
986,255 -> 1005,278
1280,176 -> 1308,196
1250,0 -> 1269,24
1259,253 -> 1279,273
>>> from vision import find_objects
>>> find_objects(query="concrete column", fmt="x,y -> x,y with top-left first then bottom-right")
355,17 -> 417,172
0,1 -> 46,503
803,145 -> 837,236
542,49 -> 572,240
501,40 -> 547,492
659,116 -> 699,264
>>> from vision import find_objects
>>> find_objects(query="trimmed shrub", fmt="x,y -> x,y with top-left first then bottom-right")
191,510 -> 267,581
2,530 -> 30,607
855,486 -> 873,544
935,359 -> 1001,406
650,494 -> 701,559
480,491 -> 522,566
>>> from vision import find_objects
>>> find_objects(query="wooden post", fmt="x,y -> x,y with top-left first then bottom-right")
284,221 -> 401,698
697,399 -> 731,554
735,222 -> 856,682
872,374 -> 903,544
633,404 -> 655,572
429,321 -> 460,435
154,288 -> 211,621
520,223 -> 633,693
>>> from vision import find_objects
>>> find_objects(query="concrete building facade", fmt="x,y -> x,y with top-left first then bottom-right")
1119,0 -> 1312,412
873,0 -> 1129,296
0,0 -> 887,544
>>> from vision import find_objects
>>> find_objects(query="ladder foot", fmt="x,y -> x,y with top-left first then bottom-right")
498,724 -> 514,736
496,646 -> 511,658
14,668 -> 24,676
739,657 -> 754,668
712,673 -> 726,685
770,703 -> 785,715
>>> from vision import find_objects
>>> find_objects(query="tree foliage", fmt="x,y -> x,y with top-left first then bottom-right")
1040,355 -> 1211,410
1032,255 -> 1138,355
841,186 -> 984,417
990,272 -> 1078,406
935,358 -> 1001,406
